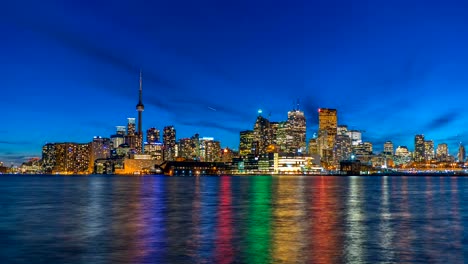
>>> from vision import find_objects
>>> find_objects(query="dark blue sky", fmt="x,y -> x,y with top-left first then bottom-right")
2,0 -> 468,164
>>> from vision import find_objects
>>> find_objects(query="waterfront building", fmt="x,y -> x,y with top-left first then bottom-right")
146,128 -> 160,143
199,137 -> 221,162
178,138 -> 195,160
41,143 -> 56,173
54,143 -> 90,174
144,142 -> 163,160
163,126 -> 176,161
334,134 -> 352,162
239,130 -> 254,156
436,143 -> 449,161
414,134 -> 425,162
275,122 -> 288,152
221,148 -> 234,162
458,144 -> 466,162
253,110 -> 272,155
395,146 -> 412,165
424,140 -> 435,161
89,136 -> 111,173
383,141 -> 394,155
286,109 -> 306,154
318,108 -> 337,163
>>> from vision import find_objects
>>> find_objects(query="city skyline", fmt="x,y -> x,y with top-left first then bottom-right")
2,0 -> 468,164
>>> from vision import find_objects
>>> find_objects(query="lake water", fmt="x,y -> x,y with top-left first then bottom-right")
0,175 -> 467,263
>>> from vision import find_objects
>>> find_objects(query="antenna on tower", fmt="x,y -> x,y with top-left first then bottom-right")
296,98 -> 300,111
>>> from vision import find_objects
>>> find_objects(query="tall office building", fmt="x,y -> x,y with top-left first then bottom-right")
144,142 -> 163,160
136,71 -> 145,154
424,140 -> 435,161
239,130 -> 254,156
127,118 -> 136,136
146,128 -> 160,143
458,144 -> 465,162
383,141 -> 394,155
318,108 -> 337,163
253,111 -> 272,155
163,126 -> 176,161
414,135 -> 425,162
42,143 -> 56,173
177,138 -> 194,160
436,143 -> 448,161
116,126 -> 126,136
275,122 -> 288,153
347,130 -> 362,146
286,109 -> 306,154
308,138 -> 319,155
334,134 -> 352,162
89,136 -> 111,173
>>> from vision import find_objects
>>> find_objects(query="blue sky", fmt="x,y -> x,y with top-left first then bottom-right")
1,0 -> 468,164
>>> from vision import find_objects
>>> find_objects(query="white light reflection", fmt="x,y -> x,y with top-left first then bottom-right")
345,176 -> 365,263
378,176 -> 394,262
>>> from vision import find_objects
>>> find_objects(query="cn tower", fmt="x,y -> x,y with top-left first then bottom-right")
136,71 -> 144,153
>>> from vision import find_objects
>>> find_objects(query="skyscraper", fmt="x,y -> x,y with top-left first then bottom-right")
163,126 -> 176,161
146,128 -> 160,143
89,136 -> 111,173
383,141 -> 394,155
414,134 -> 425,162
424,140 -> 435,161
347,130 -> 362,146
286,109 -> 306,154
253,110 -> 272,155
334,134 -> 352,162
42,143 -> 56,173
458,143 -> 465,162
318,108 -> 337,163
136,72 -> 145,154
436,143 -> 448,161
239,130 -> 254,156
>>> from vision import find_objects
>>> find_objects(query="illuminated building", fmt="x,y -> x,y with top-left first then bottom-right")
337,125 -> 348,135
89,136 -> 111,173
136,71 -> 145,154
347,130 -> 362,146
253,110 -> 272,155
53,143 -> 90,174
110,134 -> 124,149
395,146 -> 411,165
286,109 -> 306,154
353,142 -> 373,156
177,138 -> 194,160
146,128 -> 160,143
221,148 -> 234,162
116,126 -> 126,136
383,141 -> 394,155
275,122 -> 288,152
239,130 -> 254,156
199,137 -> 221,162
334,134 -> 352,162
41,143 -> 56,173
424,140 -> 434,161
308,138 -> 319,155
163,126 -> 176,161
436,143 -> 449,161
144,142 -> 163,160
318,108 -> 337,163
458,144 -> 465,162
414,135 -> 425,162
125,118 -> 137,150
127,118 -> 136,136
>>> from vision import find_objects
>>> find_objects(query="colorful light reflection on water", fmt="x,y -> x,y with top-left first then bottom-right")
0,175 -> 467,263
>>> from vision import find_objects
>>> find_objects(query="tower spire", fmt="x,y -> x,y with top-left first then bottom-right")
136,70 -> 145,154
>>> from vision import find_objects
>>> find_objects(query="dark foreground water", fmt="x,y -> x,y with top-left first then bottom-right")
0,175 -> 467,263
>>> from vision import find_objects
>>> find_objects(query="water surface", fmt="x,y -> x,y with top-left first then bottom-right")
0,175 -> 466,263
